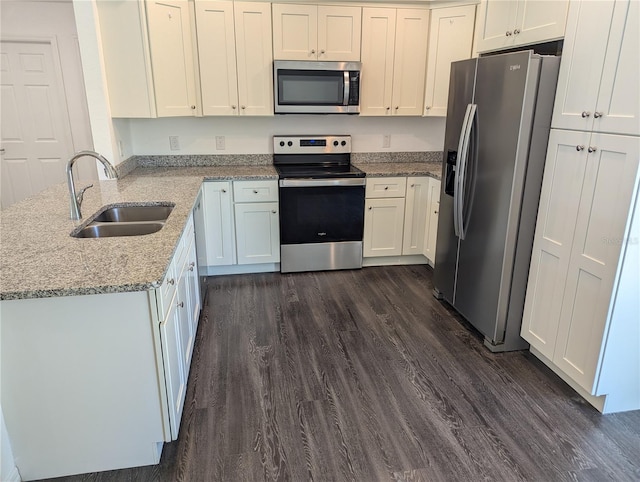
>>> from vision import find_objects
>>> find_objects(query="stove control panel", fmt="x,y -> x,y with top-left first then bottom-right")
274,135 -> 351,154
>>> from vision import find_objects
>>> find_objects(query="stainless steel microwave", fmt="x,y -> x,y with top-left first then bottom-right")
274,60 -> 361,114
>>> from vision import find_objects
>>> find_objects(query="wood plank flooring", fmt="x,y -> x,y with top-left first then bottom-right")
50,266 -> 640,482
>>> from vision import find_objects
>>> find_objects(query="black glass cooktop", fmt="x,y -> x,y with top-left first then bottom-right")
275,163 -> 365,179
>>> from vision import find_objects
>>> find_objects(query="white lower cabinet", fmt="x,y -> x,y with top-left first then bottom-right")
196,180 -> 280,273
521,129 -> 640,413
0,214 -> 201,480
423,178 -> 441,265
364,176 -> 439,265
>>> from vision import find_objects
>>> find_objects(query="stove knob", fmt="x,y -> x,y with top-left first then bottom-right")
287,141 -> 293,147
333,140 -> 339,146
341,140 -> 347,146
279,141 -> 285,147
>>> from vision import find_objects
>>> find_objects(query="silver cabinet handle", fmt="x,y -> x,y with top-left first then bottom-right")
384,186 -> 389,190
395,106 -> 399,110
386,107 -> 390,111
0,148 -> 5,153
189,262 -> 195,272
425,106 -> 431,111
221,189 -> 227,193
253,189 -> 258,194
513,29 -> 520,35
434,210 -> 439,214
576,145 -> 584,151
311,49 -> 316,54
594,111 -> 603,118
232,105 -> 236,110
167,278 -> 175,285
506,31 -> 512,36
588,146 -> 597,153
368,206 -> 372,210
191,105 -> 196,109
410,184 -> 415,188
177,301 -> 184,308
581,111 -> 591,118
320,49 -> 325,54
241,106 -> 246,110
271,210 -> 277,214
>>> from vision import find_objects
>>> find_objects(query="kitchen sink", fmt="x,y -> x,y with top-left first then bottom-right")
71,203 -> 175,238
92,205 -> 174,223
73,222 -> 165,238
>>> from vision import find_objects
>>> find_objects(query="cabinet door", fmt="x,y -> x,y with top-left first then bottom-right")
146,0 -> 198,117
424,5 -> 475,117
317,6 -> 362,61
423,178 -> 441,264
594,0 -> 639,136
176,261 -> 194,375
514,0 -> 568,47
402,177 -> 430,255
553,133 -> 639,393
195,0 -> 239,116
202,182 -> 235,266
521,130 -> 590,359
475,0 -> 518,53
391,9 -> 429,116
185,241 -> 200,334
159,294 -> 186,440
363,198 -> 406,257
234,202 -> 280,264
272,3 -> 316,60
360,8 -> 396,116
551,1 -> 614,132
234,2 -> 274,115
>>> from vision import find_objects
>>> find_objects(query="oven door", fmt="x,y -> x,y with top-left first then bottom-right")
279,178 -> 365,244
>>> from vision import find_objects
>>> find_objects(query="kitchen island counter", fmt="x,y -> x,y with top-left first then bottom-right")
0,165 -> 277,300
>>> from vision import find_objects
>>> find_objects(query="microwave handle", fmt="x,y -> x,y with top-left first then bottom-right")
343,71 -> 350,106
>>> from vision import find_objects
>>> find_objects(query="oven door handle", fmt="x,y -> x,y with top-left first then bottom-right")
279,178 -> 366,187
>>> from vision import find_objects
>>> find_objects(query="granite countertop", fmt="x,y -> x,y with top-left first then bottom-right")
0,165 -> 277,301
0,157 -> 443,301
356,161 -> 442,179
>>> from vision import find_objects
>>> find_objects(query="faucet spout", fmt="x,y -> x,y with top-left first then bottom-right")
67,150 -> 118,220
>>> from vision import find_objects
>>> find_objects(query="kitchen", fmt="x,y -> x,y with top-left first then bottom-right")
1,0 -> 639,480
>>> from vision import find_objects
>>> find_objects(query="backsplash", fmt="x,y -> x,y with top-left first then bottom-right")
118,151 -> 443,173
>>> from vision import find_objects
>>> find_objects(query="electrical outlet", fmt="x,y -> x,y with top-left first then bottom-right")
383,135 -> 391,148
169,136 -> 180,151
215,136 -> 226,150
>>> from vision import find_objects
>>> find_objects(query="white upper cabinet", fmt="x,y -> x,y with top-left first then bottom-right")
196,1 -> 273,116
475,0 -> 569,53
146,0 -> 199,117
272,4 -> 361,61
234,1 -> 274,115
423,5 -> 476,117
552,0 -> 639,136
195,1 -> 239,116
97,1 -> 156,118
361,7 -> 429,116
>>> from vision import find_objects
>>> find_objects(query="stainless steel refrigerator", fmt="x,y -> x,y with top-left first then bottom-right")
433,50 -> 560,352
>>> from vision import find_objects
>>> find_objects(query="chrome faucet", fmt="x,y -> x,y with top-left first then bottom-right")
67,150 -> 117,220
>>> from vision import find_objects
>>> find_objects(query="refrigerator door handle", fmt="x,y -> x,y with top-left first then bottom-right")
459,104 -> 478,240
454,104 -> 473,238
455,103 -> 476,239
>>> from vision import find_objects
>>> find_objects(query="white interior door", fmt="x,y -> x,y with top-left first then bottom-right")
1,39 -> 75,209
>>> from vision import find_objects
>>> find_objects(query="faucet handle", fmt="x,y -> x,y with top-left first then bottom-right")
76,184 -> 94,204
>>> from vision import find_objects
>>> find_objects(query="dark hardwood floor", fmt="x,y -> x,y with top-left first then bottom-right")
51,266 -> 639,482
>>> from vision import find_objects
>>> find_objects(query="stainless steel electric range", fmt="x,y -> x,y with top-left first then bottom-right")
273,135 -> 365,273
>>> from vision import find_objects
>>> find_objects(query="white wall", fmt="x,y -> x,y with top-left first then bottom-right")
125,116 -> 446,156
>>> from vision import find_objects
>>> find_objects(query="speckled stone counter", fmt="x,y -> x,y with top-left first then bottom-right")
355,161 -> 442,179
0,165 -> 277,300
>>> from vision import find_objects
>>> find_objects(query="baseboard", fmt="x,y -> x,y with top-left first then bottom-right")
5,466 -> 21,482
529,347 -> 606,413
363,254 -> 430,267
200,263 -> 280,276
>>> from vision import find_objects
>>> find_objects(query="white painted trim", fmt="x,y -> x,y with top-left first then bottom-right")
530,347 -> 606,413
363,254 -> 430,267
202,263 -> 280,276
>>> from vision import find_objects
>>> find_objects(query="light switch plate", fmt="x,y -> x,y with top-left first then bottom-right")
216,136 -> 225,150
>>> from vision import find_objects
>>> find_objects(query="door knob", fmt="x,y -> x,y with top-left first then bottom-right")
588,146 -> 597,153
581,111 -> 591,118
593,111 -> 603,118
576,145 -> 584,151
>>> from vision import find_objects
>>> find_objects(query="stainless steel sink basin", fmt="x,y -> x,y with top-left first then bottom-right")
93,205 -> 174,223
73,222 -> 165,238
71,203 -> 175,238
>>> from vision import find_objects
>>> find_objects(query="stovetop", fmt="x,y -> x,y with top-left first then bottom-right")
273,135 -> 364,179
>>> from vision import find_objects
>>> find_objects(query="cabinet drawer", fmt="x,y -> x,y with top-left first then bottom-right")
158,257 -> 178,320
233,180 -> 278,203
366,177 -> 407,198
